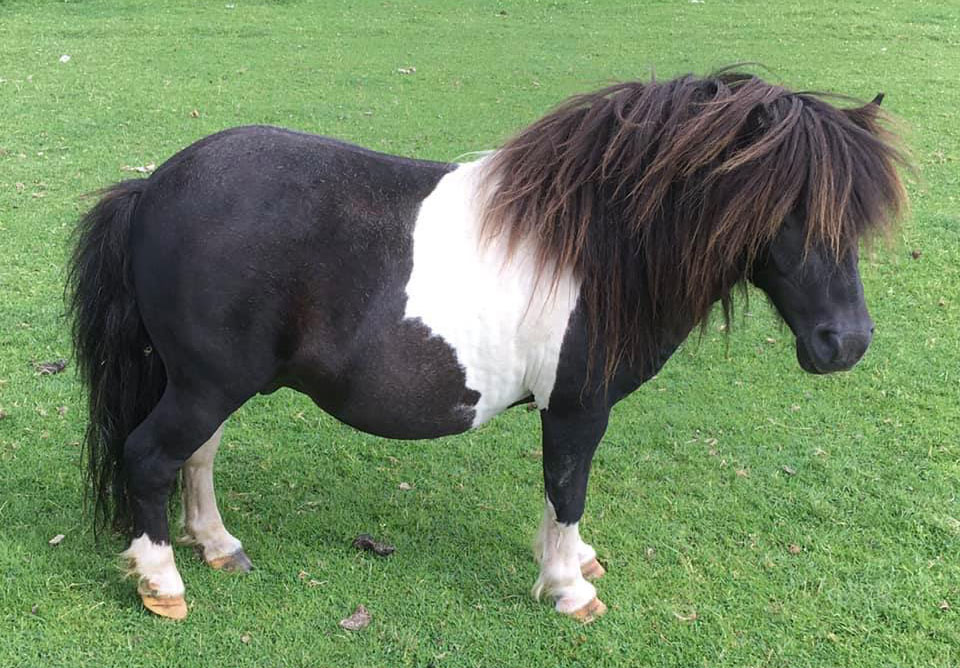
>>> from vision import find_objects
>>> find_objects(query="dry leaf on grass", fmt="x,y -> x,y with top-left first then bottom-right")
352,534 -> 395,557
788,544 -> 803,555
34,359 -> 67,375
673,609 -> 698,622
121,163 -> 156,174
48,534 -> 65,546
398,482 -> 412,491
339,604 -> 371,631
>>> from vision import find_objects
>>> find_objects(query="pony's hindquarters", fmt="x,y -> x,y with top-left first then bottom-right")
69,180 -> 250,620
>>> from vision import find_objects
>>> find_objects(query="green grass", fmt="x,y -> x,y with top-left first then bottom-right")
1,0 -> 958,666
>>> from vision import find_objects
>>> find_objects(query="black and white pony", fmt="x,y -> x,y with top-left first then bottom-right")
68,72 -> 907,621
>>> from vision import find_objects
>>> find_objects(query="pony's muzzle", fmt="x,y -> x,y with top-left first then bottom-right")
798,322 -> 873,373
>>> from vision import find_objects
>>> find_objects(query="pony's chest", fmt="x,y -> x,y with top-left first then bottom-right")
402,163 -> 580,426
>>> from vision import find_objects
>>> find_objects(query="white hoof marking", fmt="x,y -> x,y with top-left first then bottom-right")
122,534 -> 184,598
532,499 -> 600,614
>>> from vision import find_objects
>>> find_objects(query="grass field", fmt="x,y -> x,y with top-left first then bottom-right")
1,1 -> 958,666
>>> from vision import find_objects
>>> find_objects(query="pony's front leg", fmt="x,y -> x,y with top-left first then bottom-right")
532,409 -> 609,622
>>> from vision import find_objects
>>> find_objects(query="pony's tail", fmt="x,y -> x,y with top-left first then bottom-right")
67,180 -> 166,537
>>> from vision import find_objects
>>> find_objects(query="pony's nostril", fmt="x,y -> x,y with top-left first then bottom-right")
811,323 -> 871,369
815,326 -> 842,361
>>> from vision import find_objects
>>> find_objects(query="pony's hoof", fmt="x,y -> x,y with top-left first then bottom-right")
140,593 -> 188,620
580,557 -> 606,580
207,549 -> 253,573
569,597 -> 607,623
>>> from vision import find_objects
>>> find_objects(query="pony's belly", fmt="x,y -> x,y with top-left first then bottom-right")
294,318 -> 535,438
290,314 -> 485,439
336,331 -> 528,437
414,329 -> 535,426
321,396 -> 477,440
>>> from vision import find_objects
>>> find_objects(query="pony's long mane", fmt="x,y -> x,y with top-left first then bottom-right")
480,71 -> 908,383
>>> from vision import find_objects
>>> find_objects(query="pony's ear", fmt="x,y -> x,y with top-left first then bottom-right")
844,95 -> 885,132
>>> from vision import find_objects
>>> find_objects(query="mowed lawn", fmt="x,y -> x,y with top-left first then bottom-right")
0,1 -> 958,666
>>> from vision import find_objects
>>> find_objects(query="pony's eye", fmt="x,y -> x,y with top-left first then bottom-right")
766,215 -> 807,274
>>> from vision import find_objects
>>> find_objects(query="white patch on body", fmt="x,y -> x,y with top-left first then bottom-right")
532,499 -> 597,613
404,159 -> 581,425
122,534 -> 184,597
178,424 -> 244,562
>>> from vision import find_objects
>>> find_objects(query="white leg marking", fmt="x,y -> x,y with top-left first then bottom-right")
576,535 -> 598,567
178,424 -> 244,563
533,504 -> 598,567
532,500 -> 597,614
122,534 -> 184,597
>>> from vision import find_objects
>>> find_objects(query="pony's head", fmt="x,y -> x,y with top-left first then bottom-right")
752,211 -> 874,373
481,72 -> 908,382
745,91 -> 905,374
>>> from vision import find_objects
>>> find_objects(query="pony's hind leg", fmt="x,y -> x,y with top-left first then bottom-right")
178,422 -> 252,573
122,385 -> 238,620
